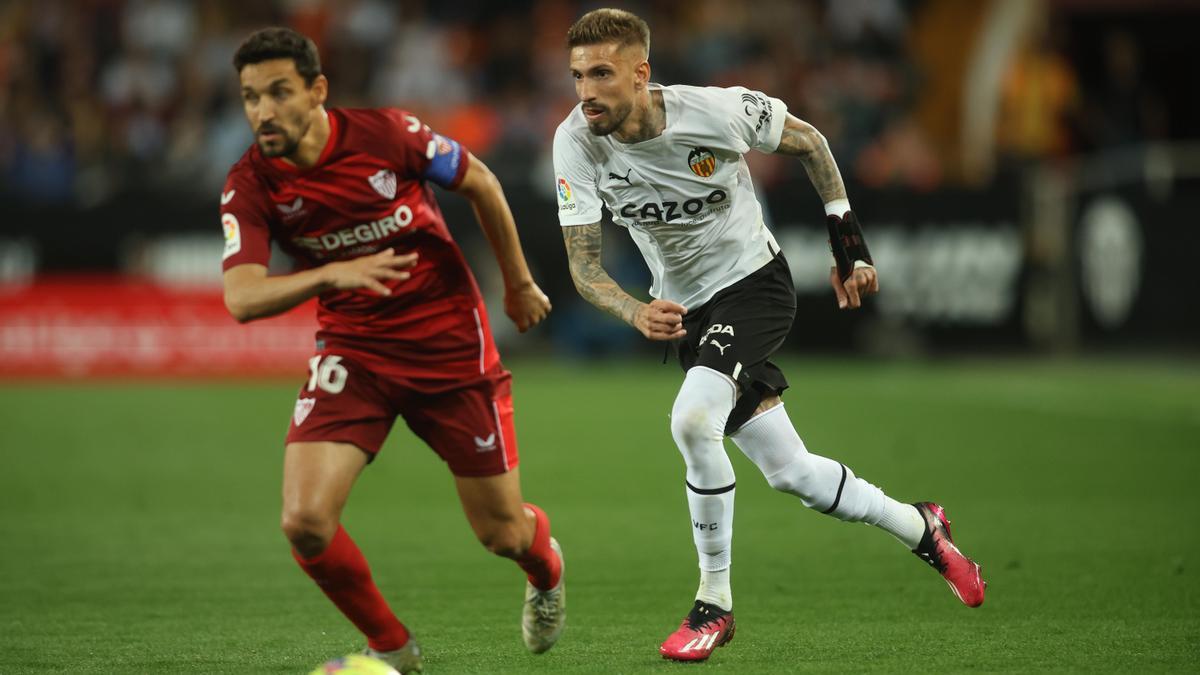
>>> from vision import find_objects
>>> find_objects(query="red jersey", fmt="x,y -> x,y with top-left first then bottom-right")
220,107 -> 500,384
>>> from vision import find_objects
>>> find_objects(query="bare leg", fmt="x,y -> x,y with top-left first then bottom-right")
455,468 -> 565,652
281,441 -> 410,652
281,441 -> 368,555
453,467 -> 536,559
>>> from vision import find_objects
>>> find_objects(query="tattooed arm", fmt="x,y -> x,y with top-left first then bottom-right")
562,223 -> 687,340
774,114 -> 848,205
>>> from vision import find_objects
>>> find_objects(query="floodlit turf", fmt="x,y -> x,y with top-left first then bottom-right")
1,357 -> 1198,673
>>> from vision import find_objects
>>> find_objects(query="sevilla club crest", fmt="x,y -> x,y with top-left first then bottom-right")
293,398 -> 316,426
688,147 -> 717,178
368,169 -> 397,200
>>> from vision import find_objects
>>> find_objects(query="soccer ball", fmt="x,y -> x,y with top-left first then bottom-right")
308,653 -> 400,675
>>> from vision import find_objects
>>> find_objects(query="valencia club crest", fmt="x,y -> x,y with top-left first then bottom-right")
688,147 -> 717,178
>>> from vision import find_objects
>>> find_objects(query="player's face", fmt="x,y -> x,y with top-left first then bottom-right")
239,59 -> 324,158
569,42 -> 645,136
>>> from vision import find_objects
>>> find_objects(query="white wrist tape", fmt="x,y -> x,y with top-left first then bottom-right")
823,199 -> 851,217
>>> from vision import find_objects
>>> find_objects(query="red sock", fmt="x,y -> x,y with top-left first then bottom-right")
293,525 -> 410,652
517,503 -> 562,590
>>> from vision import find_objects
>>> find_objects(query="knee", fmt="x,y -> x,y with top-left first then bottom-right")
477,520 -> 528,559
672,407 -> 738,488
281,506 -> 338,557
671,366 -> 735,452
670,401 -> 720,450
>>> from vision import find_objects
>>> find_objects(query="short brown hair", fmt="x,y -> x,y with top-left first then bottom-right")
566,8 -> 650,56
233,27 -> 321,86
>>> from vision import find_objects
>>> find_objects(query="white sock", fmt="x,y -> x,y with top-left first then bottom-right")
685,480 -> 734,597
696,566 -> 732,611
730,403 -> 924,548
671,367 -> 738,608
876,500 -> 925,549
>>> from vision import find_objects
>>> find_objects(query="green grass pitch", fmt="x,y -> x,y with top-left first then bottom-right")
1,358 -> 1198,673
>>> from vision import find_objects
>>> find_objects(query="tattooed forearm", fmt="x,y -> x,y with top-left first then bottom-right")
562,223 -> 642,325
775,114 -> 847,204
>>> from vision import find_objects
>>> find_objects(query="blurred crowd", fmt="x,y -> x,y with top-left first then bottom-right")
0,0 -> 1173,206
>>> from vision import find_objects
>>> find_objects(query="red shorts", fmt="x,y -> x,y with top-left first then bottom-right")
285,349 -> 519,477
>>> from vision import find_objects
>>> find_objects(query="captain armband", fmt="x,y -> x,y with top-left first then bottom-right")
825,209 -> 874,282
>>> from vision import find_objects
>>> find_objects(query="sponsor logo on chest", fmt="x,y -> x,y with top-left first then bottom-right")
292,203 -> 415,254
618,189 -> 728,223
281,163 -> 418,255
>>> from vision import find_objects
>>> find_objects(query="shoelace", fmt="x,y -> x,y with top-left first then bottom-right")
530,589 -> 561,625
685,603 -> 728,631
915,526 -> 951,573
916,548 -> 946,572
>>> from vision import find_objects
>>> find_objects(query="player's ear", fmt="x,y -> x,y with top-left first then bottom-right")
310,74 -> 329,106
634,58 -> 651,89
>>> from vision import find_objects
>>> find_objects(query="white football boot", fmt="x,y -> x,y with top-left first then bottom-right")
364,639 -> 423,674
521,537 -> 566,653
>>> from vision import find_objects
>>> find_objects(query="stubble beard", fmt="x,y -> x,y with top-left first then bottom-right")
258,136 -> 300,158
258,131 -> 300,157
258,115 -> 310,158
586,100 -> 633,137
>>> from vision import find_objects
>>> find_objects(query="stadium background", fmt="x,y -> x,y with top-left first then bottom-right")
1,0 -> 1197,673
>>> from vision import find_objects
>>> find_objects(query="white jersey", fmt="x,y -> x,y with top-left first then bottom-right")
553,83 -> 788,309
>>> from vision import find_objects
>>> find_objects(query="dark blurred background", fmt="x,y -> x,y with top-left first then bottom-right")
1,0 -> 1196,377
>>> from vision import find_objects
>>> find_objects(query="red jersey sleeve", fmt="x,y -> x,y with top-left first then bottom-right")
379,108 -> 470,189
219,168 -> 273,271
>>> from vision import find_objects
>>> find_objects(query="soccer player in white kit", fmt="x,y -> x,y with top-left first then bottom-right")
552,9 -> 986,663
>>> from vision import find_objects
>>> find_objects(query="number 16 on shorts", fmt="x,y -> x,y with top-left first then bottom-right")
307,354 -> 348,394
287,352 -> 393,452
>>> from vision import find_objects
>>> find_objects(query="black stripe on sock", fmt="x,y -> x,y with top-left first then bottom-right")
821,464 -> 848,514
686,480 -> 736,495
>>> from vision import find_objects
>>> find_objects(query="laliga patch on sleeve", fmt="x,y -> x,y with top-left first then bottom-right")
556,176 -> 576,212
222,213 -> 242,259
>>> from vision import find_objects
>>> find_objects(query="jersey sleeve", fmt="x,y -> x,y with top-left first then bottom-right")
381,108 -> 469,189
721,86 -> 788,154
552,126 -> 603,226
219,170 -> 273,271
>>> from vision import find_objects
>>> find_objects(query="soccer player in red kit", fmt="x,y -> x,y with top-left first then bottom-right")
220,28 -> 564,672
